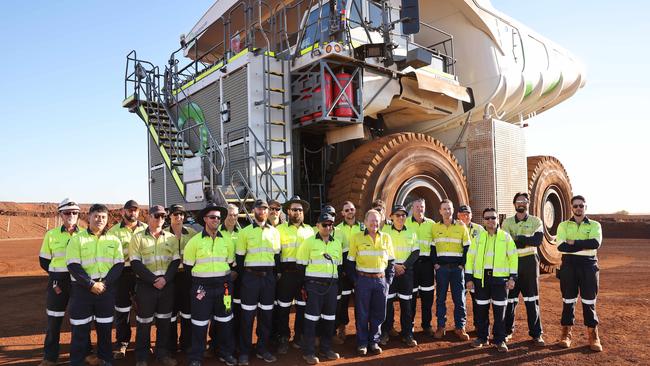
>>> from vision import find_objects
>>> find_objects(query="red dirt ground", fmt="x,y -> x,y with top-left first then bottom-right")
1,238 -> 647,365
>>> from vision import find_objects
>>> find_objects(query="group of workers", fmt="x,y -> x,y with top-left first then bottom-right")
37,192 -> 603,366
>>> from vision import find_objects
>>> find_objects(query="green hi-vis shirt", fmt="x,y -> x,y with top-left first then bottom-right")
556,217 -> 602,257
169,225 -> 198,269
65,229 -> 124,281
108,221 -> 147,266
405,216 -> 435,256
465,229 -> 518,286
502,215 -> 543,257
40,225 -> 82,273
236,221 -> 281,267
348,230 -> 395,273
183,230 -> 235,278
129,229 -> 180,277
334,221 -> 364,253
382,225 -> 418,264
296,233 -> 343,278
277,222 -> 315,263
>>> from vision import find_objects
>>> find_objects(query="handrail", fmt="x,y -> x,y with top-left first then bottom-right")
230,169 -> 257,223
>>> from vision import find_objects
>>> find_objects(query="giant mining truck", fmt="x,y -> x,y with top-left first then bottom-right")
123,0 -> 584,271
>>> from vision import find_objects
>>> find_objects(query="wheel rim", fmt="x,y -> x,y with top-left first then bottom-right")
395,175 -> 447,218
541,186 -> 564,240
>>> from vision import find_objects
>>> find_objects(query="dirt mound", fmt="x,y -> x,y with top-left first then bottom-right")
591,214 -> 650,239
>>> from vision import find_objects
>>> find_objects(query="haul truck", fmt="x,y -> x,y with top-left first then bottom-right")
123,0 -> 584,272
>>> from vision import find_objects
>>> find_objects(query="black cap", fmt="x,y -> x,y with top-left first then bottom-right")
268,199 -> 282,208
322,205 -> 336,215
317,212 -> 335,223
149,205 -> 166,215
254,199 -> 269,208
124,200 -> 139,209
198,203 -> 228,226
283,195 -> 310,212
458,205 -> 471,213
391,204 -> 408,216
168,204 -> 186,214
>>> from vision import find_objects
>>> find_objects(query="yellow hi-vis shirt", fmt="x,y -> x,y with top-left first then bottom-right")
108,221 -> 147,266
296,233 -> 342,278
383,225 -> 418,264
502,214 -> 543,257
65,229 -> 124,281
183,230 -> 235,278
334,221 -> 364,253
556,217 -> 602,257
236,221 -> 281,267
40,225 -> 82,273
432,220 -> 470,263
277,222 -> 315,263
129,229 -> 180,277
347,229 -> 395,273
405,216 -> 435,256
465,229 -> 518,286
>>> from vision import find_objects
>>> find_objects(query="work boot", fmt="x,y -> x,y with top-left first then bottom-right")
303,354 -> 319,365
291,335 -> 303,349
219,354 -> 237,366
113,343 -> 128,359
256,351 -> 277,363
423,327 -> 435,337
433,327 -> 446,339
496,341 -> 508,353
588,327 -> 603,352
559,326 -> 572,348
135,361 -> 147,366
277,336 -> 289,355
188,361 -> 201,366
379,332 -> 389,346
85,354 -> 100,366
318,350 -> 340,361
389,327 -> 399,337
454,328 -> 470,341
470,338 -> 489,348
237,355 -> 249,366
402,335 -> 418,348
504,333 -> 513,342
159,356 -> 178,366
533,335 -> 546,347
332,325 -> 346,345
356,346 -> 367,356
369,344 -> 382,355
38,360 -> 56,366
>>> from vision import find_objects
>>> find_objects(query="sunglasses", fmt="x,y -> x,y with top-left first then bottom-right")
343,208 -> 355,212
320,223 -> 333,228
171,212 -> 185,216
483,216 -> 498,221
290,208 -> 303,212
153,213 -> 166,219
62,211 -> 80,216
572,204 -> 585,208
269,207 -> 281,212
205,215 -> 221,220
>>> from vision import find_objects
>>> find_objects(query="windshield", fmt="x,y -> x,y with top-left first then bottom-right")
299,3 -> 331,50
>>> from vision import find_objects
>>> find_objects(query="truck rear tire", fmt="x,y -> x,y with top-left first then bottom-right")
527,155 -> 573,273
329,133 -> 469,220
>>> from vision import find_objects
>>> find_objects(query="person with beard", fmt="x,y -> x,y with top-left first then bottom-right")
38,199 -> 97,366
273,196 -> 315,353
235,199 -> 281,365
456,205 -> 485,334
167,204 -> 198,355
556,195 -> 603,352
66,204 -> 125,366
183,203 -> 237,366
332,201 -> 363,345
129,205 -> 180,366
268,200 -> 284,227
108,200 -> 148,359
501,193 -> 545,347
404,198 -> 436,336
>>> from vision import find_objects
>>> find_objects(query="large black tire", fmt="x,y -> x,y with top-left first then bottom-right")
328,133 -> 469,220
527,156 -> 573,273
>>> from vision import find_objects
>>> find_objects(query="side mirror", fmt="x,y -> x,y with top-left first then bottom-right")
401,0 -> 420,35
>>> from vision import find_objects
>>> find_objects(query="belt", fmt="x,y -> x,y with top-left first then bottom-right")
245,268 -> 273,276
357,271 -> 385,278
307,278 -> 335,286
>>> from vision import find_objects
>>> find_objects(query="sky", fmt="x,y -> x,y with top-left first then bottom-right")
0,1 -> 648,214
